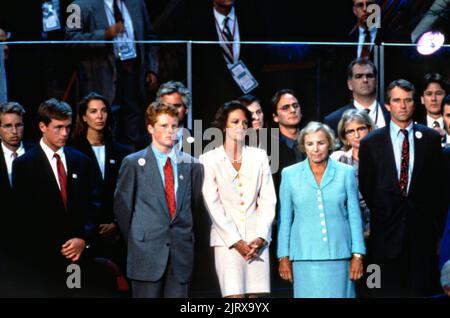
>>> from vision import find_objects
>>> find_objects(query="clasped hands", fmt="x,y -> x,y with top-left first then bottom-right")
233,238 -> 265,261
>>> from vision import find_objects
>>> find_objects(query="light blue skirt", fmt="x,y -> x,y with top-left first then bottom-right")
292,259 -> 355,298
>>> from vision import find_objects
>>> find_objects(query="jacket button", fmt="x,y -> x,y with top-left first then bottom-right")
166,242 -> 171,247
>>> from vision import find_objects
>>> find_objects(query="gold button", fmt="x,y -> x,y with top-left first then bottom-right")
240,211 -> 244,214
238,183 -> 242,187
240,202 -> 244,206
240,193 -> 244,197
236,174 -> 240,179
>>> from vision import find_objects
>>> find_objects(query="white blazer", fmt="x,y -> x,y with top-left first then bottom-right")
199,146 -> 276,248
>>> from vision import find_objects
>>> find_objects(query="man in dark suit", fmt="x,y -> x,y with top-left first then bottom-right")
268,88 -> 305,297
12,99 -> 98,297
324,58 -> 389,134
66,0 -> 159,149
359,79 -> 448,297
0,101 -> 33,296
190,0 -> 265,127
114,102 -> 195,298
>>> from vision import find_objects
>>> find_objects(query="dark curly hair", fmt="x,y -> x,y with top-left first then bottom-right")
211,100 -> 253,132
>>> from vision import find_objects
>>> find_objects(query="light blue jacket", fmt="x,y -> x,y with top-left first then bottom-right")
277,159 -> 366,260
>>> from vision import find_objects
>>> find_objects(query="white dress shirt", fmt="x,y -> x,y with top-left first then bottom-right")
2,142 -> 25,185
354,99 -> 386,129
213,7 -> 241,64
40,139 -> 67,190
91,145 -> 106,179
426,115 -> 444,129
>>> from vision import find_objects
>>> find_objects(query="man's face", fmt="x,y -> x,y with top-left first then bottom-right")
148,113 -> 179,152
0,113 -> 24,149
353,0 -> 376,26
0,28 -> 9,60
421,83 -> 446,117
443,104 -> 450,135
39,118 -> 72,152
385,87 -> 415,126
160,92 -> 187,123
347,64 -> 377,99
213,0 -> 235,8
273,93 -> 301,128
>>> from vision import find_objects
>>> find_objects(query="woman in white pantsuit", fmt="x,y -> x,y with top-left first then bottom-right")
199,101 -> 276,298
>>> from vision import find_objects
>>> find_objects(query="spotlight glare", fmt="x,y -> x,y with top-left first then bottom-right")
416,31 -> 445,55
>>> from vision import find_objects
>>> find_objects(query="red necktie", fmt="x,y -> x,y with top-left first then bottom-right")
399,129 -> 409,197
54,153 -> 68,210
361,28 -> 371,59
164,158 -> 176,220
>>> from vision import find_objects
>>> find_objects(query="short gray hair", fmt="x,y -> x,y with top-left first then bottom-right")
298,121 -> 336,153
337,109 -> 374,150
156,81 -> 190,108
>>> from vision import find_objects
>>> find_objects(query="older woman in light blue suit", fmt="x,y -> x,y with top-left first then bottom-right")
277,122 -> 366,298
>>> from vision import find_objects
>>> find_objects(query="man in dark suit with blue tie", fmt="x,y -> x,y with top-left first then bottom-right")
12,99 -> 98,297
114,102 -> 196,298
359,79 -> 448,297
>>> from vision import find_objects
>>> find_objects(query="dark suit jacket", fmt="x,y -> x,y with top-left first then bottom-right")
324,102 -> 390,134
190,3 -> 266,126
66,0 -> 158,104
114,148 -> 195,284
12,145 -> 99,294
359,124 -> 448,295
69,137 -> 131,225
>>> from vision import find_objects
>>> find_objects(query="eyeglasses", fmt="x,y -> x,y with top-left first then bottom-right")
0,123 -> 24,132
354,1 -> 375,9
345,126 -> 368,137
278,103 -> 300,112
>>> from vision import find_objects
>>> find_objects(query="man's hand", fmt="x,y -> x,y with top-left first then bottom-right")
99,222 -> 117,238
61,238 -> 86,262
105,22 -> 125,40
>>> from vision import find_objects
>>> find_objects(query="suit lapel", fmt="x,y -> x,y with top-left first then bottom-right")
410,125 -> 425,194
383,126 -> 402,195
304,160 -> 319,190
320,159 -> 336,189
0,146 -> 10,190
95,0 -> 110,29
145,148 -> 171,220
37,146 -> 65,209
65,148 -> 76,212
175,157 -> 189,220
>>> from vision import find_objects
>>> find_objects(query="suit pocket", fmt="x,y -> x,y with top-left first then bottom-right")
131,230 -> 145,242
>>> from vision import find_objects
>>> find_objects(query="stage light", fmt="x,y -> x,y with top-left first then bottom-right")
416,31 -> 445,55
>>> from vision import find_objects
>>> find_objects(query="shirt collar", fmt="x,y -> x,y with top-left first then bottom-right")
40,138 -> 64,161
358,25 -> 377,36
151,144 -> 177,163
353,99 -> 377,113
213,6 -> 236,28
104,0 -> 114,10
280,133 -> 297,149
426,115 -> 443,128
390,120 -> 413,137
1,141 -> 24,157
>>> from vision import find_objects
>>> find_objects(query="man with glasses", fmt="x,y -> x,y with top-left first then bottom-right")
0,101 -> 34,296
325,58 -> 389,135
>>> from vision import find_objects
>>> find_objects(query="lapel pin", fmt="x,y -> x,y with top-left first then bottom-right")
72,173 -> 78,179
110,159 -> 116,164
186,136 -> 195,144
138,158 -> 146,166
179,174 -> 184,180
415,131 -> 422,139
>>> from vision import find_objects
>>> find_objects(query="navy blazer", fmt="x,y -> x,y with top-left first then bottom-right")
277,159 -> 365,261
324,102 -> 390,135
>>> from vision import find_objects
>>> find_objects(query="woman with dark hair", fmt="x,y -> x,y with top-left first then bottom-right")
199,101 -> 276,298
70,92 -> 131,273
